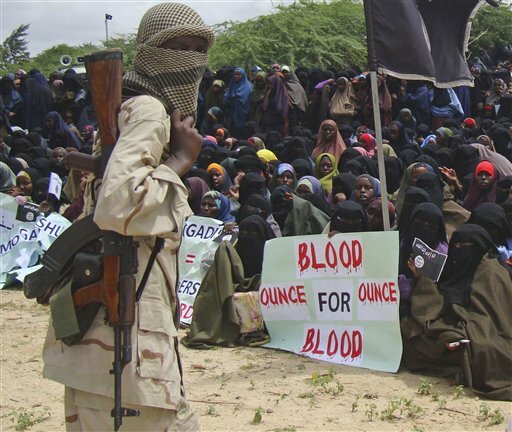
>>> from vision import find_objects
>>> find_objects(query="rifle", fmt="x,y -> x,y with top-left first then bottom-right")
71,49 -> 140,430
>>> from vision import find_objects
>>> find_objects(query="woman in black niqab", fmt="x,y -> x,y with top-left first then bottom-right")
439,224 -> 497,308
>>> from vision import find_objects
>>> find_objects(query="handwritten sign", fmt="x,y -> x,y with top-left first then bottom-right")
177,215 -> 237,324
260,232 -> 402,373
0,195 -> 71,288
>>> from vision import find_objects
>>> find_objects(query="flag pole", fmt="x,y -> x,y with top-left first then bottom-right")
363,0 -> 391,231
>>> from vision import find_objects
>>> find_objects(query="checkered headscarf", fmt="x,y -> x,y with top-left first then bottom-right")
123,3 -> 215,118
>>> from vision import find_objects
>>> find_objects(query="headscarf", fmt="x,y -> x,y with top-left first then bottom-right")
186,176 -> 211,214
291,158 -> 314,179
358,133 -> 377,156
397,187 -> 434,237
332,173 -> 357,200
201,190 -> 234,222
271,185 -> 294,230
311,119 -> 347,163
263,74 -> 289,118
238,172 -> 267,205
439,224 -> 497,307
330,200 -> 368,233
43,111 -> 82,150
122,3 -> 214,119
224,67 -> 253,131
257,149 -> 278,163
207,163 -> 232,193
269,163 -> 297,191
236,214 -> 276,277
328,77 -> 357,117
495,175 -> 512,205
397,108 -> 417,136
283,69 -> 308,112
0,162 -> 16,192
399,202 -> 447,278
366,197 -> 396,229
350,174 -> 382,204
468,202 -> 510,247
462,160 -> 498,211
414,171 -> 444,210
389,120 -> 413,152
314,152 -> 339,195
471,143 -> 512,178
296,175 -> 323,197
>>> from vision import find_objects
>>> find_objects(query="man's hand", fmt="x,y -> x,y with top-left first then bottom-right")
164,110 -> 202,177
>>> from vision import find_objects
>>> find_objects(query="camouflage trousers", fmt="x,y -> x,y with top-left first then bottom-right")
64,387 -> 200,431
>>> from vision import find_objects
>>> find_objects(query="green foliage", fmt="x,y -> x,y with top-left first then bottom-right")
208,0 -> 367,72
7,407 -> 51,431
252,407 -> 264,424
1,24 -> 30,72
468,4 -> 512,58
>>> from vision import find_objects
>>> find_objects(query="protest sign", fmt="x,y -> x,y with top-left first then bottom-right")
260,232 -> 402,373
412,237 -> 448,282
177,215 -> 237,324
0,195 -> 71,288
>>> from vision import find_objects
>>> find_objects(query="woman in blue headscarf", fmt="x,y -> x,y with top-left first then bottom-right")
43,111 -> 82,149
223,67 -> 253,138
199,190 -> 235,222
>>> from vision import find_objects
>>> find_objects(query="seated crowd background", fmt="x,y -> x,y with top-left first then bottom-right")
1,53 -> 511,401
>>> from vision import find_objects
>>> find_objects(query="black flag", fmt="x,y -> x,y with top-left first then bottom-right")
105,13 -> 113,20
363,0 -> 495,88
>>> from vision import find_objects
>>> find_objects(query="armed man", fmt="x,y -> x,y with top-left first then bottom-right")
41,3 -> 214,430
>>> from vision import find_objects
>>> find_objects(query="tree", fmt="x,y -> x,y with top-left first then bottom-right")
208,0 -> 367,72
468,4 -> 512,62
1,24 -> 30,72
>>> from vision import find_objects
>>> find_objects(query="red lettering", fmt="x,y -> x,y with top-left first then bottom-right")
260,285 -> 308,307
340,330 -> 351,358
288,286 -> 297,303
260,287 -> 268,306
310,242 -> 326,270
301,328 -> 316,353
325,242 -> 337,269
277,288 -> 288,304
326,330 -> 338,357
183,305 -> 193,319
296,285 -> 306,304
313,328 -> 324,354
352,240 -> 362,269
358,282 -> 366,302
298,242 -> 310,272
388,281 -> 397,302
358,281 -> 398,304
339,241 -> 351,269
351,330 -> 363,359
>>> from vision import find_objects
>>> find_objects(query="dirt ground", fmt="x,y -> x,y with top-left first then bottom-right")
1,288 -> 510,432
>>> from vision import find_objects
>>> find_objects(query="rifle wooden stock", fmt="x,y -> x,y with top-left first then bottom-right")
72,255 -> 120,324
65,152 -> 101,177
84,49 -> 123,173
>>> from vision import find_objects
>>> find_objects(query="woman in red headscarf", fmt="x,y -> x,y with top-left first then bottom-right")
462,160 -> 499,211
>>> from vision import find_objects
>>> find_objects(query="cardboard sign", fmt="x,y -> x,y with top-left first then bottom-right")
177,215 -> 238,325
1,195 -> 71,288
259,232 -> 402,373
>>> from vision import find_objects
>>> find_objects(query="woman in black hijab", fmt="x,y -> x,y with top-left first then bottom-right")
328,200 -> 368,234
397,187 -> 434,237
235,214 -> 276,277
402,223 -> 512,400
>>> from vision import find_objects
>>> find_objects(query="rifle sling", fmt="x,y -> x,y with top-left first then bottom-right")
135,237 -> 165,302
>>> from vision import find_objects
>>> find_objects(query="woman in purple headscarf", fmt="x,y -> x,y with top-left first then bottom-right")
261,73 -> 290,136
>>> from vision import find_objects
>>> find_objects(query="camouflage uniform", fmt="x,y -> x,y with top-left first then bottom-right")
43,95 -> 198,431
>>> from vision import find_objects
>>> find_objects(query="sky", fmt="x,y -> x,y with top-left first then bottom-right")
0,0 -> 289,56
